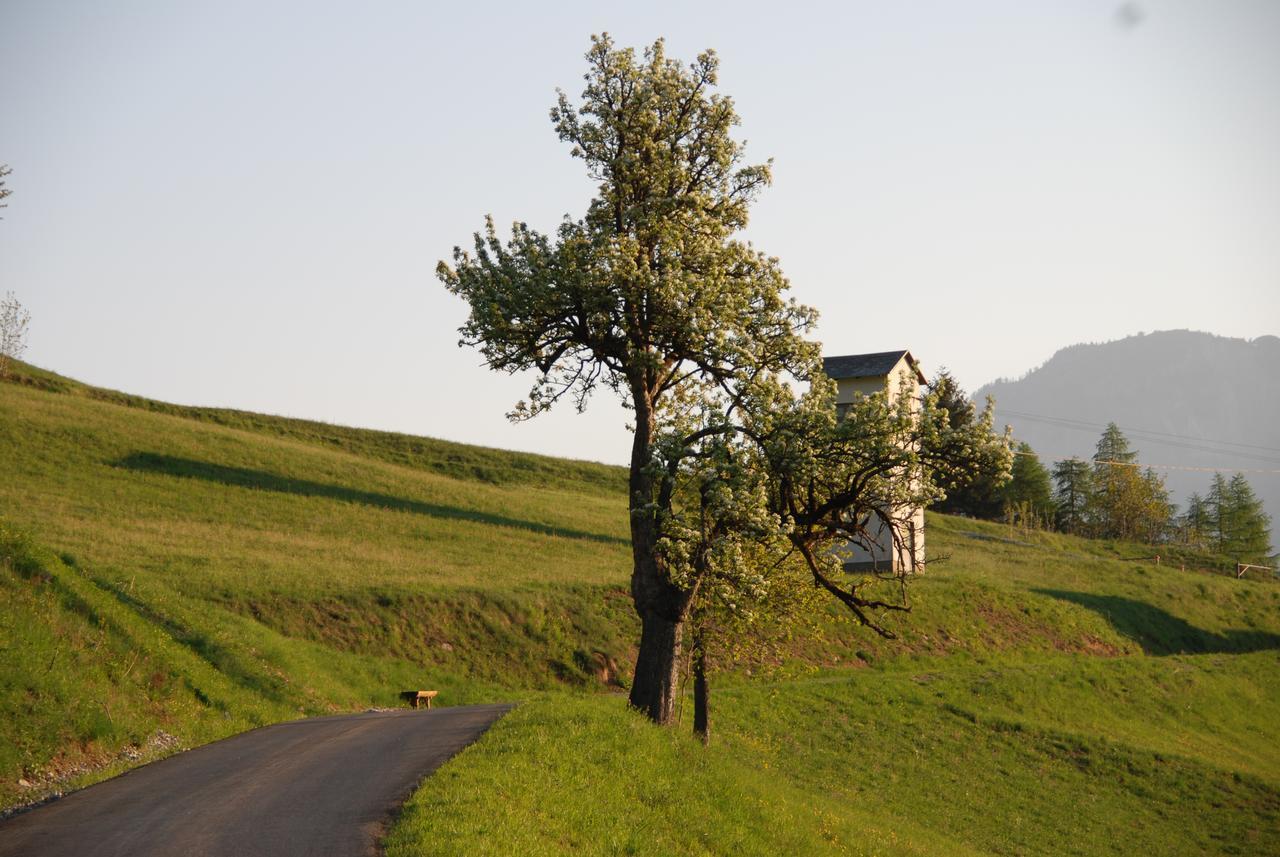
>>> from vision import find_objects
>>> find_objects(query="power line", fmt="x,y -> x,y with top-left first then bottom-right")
995,408 -> 1280,463
1011,448 -> 1280,477
995,408 -> 1280,453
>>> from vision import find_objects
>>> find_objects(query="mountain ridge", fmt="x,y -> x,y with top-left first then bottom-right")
975,330 -> 1279,548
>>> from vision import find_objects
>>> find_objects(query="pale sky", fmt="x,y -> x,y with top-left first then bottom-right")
2,1 -> 1277,465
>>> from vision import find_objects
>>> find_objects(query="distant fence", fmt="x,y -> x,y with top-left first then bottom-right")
1118,554 -> 1278,582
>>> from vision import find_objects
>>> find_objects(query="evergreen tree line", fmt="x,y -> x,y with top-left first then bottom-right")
926,371 -> 1273,563
1175,474 -> 1273,561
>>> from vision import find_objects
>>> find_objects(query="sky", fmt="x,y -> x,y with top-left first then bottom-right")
2,0 -> 1277,466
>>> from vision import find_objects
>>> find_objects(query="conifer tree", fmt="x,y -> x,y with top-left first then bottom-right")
1088,423 -> 1169,541
1094,422 -> 1137,466
1180,492 -> 1209,549
1224,474 -> 1272,563
1052,457 -> 1093,535
1206,473 -> 1231,553
925,370 -> 1005,519
1089,423 -> 1137,539
1002,442 -> 1055,528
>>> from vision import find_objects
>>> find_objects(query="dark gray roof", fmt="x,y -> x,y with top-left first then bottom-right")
822,350 -> 924,383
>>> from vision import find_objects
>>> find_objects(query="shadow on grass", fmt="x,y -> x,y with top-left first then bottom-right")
1034,589 -> 1280,655
48,551 -> 297,708
115,452 -> 629,547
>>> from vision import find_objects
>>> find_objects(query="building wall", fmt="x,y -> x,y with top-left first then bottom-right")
832,355 -> 925,572
839,506 -> 925,572
835,375 -> 888,403
835,358 -> 921,405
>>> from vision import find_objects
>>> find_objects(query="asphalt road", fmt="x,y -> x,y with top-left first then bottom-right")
0,703 -> 512,857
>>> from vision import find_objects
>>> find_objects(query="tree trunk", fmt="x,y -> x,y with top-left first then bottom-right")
625,386 -> 687,725
692,631 -> 709,745
629,608 -> 683,722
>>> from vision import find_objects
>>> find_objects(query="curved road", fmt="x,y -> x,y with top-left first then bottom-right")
0,703 -> 512,857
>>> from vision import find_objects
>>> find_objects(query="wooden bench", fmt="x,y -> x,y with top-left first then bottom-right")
400,690 -> 439,709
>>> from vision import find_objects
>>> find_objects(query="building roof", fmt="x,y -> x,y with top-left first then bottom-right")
822,350 -> 925,384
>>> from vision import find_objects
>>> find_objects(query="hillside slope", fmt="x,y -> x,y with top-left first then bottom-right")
3,362 -> 1278,854
1,360 -> 638,807
388,514 -> 1280,855
388,652 -> 1279,856
974,330 -> 1280,537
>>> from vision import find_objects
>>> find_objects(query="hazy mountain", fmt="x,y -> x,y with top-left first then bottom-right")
974,330 -> 1280,550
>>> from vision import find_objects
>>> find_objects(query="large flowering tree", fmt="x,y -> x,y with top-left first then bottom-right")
439,35 -> 1009,725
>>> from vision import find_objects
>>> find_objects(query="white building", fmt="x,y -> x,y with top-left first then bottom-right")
822,350 -> 926,573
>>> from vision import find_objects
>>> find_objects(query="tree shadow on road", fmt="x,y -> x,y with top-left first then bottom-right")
1034,589 -> 1280,655
115,452 -> 629,546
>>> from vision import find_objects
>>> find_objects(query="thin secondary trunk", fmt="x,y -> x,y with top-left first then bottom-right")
692,631 -> 709,745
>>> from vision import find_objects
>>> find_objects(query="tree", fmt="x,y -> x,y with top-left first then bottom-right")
1088,423 -> 1154,540
657,416 -> 813,743
1088,421 -> 1137,539
1207,473 -> 1272,564
0,292 -> 30,379
1093,422 -> 1136,467
1136,467 -> 1174,544
0,164 -> 11,217
683,511 -> 819,745
924,370 -> 1006,519
0,168 -> 21,379
1205,473 -> 1232,554
1051,457 -> 1093,535
440,36 -> 811,723
1179,492 -> 1209,549
658,369 -> 1005,740
1083,423 -> 1172,543
1224,474 -> 1271,564
439,36 -> 1009,726
1001,442 -> 1055,529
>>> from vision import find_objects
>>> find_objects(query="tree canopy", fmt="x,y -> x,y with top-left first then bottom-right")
0,292 -> 30,380
1002,442 -> 1055,528
1206,473 -> 1272,563
1051,457 -> 1093,534
0,164 -> 11,217
1086,423 -> 1171,542
923,370 -> 1006,519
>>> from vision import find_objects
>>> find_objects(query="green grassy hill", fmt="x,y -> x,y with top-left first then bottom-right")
2,360 -> 1277,854
1,359 -> 637,808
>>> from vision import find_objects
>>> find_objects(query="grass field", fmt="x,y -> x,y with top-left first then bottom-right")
2,360 -> 1277,853
387,654 -> 1279,856
1,360 -> 635,808
386,516 -> 1280,855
